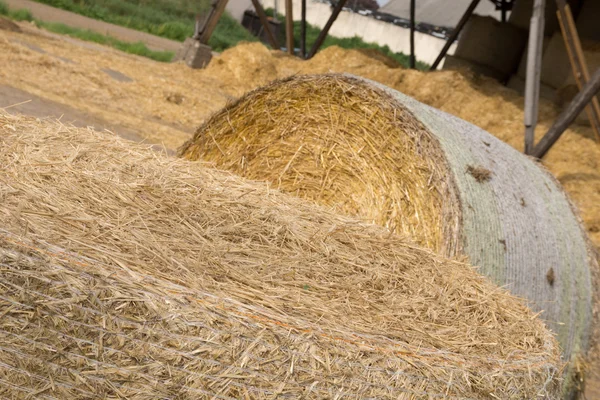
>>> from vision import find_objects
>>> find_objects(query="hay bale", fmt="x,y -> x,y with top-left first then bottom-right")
184,75 -> 458,254
178,74 -> 596,395
0,111 -> 561,398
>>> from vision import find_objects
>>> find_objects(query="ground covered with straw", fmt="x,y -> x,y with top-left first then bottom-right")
0,111 -> 561,398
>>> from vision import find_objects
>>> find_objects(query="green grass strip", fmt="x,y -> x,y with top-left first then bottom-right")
0,0 -> 173,62
39,21 -> 174,62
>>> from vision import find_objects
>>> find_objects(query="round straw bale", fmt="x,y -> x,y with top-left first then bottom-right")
0,111 -> 561,398
178,74 -> 596,395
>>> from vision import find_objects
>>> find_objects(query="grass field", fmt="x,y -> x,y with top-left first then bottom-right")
29,0 -> 258,51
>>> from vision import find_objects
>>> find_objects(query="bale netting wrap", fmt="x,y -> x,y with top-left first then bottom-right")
0,111 -> 562,399
178,74 -> 596,393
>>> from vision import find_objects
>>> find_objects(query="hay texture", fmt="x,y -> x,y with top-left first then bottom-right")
182,74 -> 458,254
0,111 -> 562,398
179,74 -> 595,394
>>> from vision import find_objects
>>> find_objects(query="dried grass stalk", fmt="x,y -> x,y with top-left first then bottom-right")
0,111 -> 561,398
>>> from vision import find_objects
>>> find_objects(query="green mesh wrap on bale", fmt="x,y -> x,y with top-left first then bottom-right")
367,77 -> 594,376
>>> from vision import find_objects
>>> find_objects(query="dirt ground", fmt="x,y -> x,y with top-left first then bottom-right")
0,84 -> 141,138
3,0 -> 182,52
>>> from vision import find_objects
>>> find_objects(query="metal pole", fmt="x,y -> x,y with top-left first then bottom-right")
410,0 -> 416,69
524,0 -> 545,155
307,0 -> 349,59
429,0 -> 481,71
533,68 -> 600,158
301,0 -> 307,58
285,0 -> 294,55
251,0 -> 279,49
199,0 -> 229,44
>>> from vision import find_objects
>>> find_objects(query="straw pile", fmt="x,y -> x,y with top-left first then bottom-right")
0,111 -> 561,398
179,74 -> 596,396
